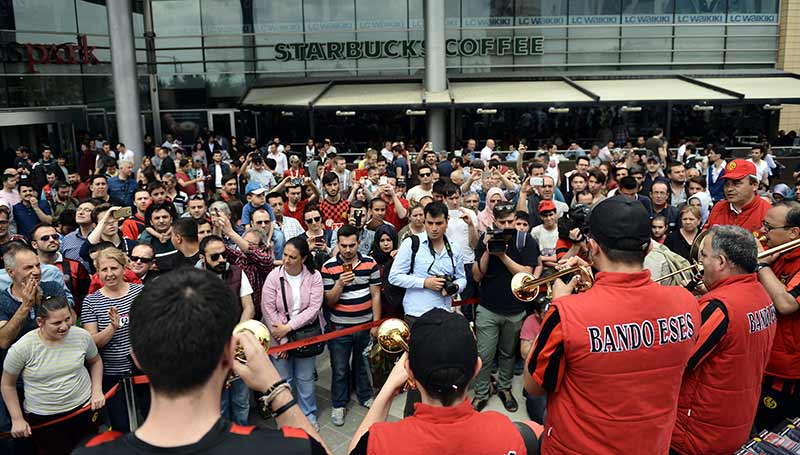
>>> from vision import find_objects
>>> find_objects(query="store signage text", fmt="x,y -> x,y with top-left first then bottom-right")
275,36 -> 543,61
0,35 -> 100,73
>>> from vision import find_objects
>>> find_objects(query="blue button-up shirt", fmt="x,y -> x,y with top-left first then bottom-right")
388,233 -> 467,317
107,175 -> 137,207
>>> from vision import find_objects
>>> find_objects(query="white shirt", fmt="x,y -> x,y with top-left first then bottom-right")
284,271 -> 303,317
120,149 -> 135,162
214,163 -> 223,188
446,208 -> 478,263
531,224 -> 559,257
380,148 -> 394,162
598,147 -> 613,162
546,155 -> 561,185
747,158 -> 769,183
269,151 -> 288,175
480,146 -> 494,162
553,199 -> 569,217
328,145 -> 338,155
406,185 -> 433,204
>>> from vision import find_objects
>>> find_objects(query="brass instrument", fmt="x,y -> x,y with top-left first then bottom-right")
376,319 -> 410,354
375,319 -> 414,390
656,230 -> 710,284
510,265 -> 594,302
227,320 -> 271,386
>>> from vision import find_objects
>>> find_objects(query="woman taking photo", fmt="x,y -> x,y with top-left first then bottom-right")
298,204 -> 333,269
664,204 -> 702,261
81,247 -> 145,432
262,236 -> 324,429
1,296 -> 104,455
369,224 -> 402,319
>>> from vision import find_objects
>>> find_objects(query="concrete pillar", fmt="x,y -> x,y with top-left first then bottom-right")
143,0 -> 162,145
424,0 -> 447,150
107,0 -> 143,166
777,0 -> 800,132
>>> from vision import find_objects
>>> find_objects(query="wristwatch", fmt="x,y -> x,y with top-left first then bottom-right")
756,262 -> 770,272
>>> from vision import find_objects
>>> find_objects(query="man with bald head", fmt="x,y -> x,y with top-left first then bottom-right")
480,139 -> 496,162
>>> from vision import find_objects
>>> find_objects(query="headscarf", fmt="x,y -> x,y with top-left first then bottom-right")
688,192 -> 712,225
370,224 -> 399,265
478,187 -> 506,233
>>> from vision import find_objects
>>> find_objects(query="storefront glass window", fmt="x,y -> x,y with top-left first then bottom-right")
354,0 -> 409,76
153,0 -> 204,78
514,1 -> 567,69
620,0 -> 673,65
303,0 -> 357,76
568,0 -> 621,66
253,2 -> 305,75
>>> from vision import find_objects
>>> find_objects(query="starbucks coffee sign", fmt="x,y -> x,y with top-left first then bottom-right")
275,36 -> 543,61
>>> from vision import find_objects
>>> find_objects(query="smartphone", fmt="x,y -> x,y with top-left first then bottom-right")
342,263 -> 353,273
112,207 -> 132,219
379,176 -> 388,185
531,177 -> 545,186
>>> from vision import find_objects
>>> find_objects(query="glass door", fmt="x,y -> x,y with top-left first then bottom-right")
208,110 -> 236,140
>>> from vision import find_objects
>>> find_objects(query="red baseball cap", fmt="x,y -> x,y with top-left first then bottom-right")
722,159 -> 757,181
538,200 -> 556,213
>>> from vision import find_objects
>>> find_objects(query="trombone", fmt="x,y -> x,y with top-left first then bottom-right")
226,320 -> 271,387
511,265 -> 594,302
375,319 -> 415,390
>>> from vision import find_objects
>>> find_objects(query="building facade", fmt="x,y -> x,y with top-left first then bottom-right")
0,0 -> 797,165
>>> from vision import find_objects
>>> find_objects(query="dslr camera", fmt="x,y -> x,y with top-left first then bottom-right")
432,274 -> 459,296
558,204 -> 592,242
290,177 -> 304,187
486,228 -> 517,254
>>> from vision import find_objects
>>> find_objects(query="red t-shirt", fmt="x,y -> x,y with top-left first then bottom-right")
176,171 -> 197,196
283,168 -> 306,179
284,199 -> 308,229
705,195 -> 771,236
384,197 -> 409,231
520,314 -> 543,341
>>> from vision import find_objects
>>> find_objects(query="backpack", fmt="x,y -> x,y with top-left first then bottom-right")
383,235 -> 421,309
650,242 -> 693,286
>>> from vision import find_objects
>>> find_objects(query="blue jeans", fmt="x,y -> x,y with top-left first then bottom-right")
273,355 -> 318,424
327,322 -> 373,408
103,374 -> 150,432
221,379 -> 250,425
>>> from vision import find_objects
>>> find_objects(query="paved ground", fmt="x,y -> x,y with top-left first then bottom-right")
252,350 -> 530,455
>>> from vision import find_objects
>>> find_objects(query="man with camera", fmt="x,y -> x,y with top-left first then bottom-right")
241,151 -> 277,191
472,202 -> 541,412
524,198 -> 700,454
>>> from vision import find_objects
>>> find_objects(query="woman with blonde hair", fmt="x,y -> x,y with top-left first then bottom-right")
81,247 -> 145,431
664,204 -> 702,261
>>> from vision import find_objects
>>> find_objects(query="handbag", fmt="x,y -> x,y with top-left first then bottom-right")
280,276 -> 324,358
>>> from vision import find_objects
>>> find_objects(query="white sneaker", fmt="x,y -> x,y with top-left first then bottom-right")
331,407 -> 346,426
361,398 -> 374,409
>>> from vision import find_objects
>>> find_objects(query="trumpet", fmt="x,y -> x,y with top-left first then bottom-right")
227,320 -> 271,387
376,319 -> 415,390
511,265 -> 594,302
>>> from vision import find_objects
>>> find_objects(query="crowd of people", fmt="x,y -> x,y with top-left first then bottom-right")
0,129 -> 797,454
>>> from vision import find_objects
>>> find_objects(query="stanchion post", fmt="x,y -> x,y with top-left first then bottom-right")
122,377 -> 140,431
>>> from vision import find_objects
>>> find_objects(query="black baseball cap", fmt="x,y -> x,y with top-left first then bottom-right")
588,198 -> 650,251
409,309 -> 477,394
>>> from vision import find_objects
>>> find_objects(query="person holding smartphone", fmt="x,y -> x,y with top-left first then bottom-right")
297,205 -> 333,270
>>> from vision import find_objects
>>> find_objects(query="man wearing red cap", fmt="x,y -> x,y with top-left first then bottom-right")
705,159 -> 770,235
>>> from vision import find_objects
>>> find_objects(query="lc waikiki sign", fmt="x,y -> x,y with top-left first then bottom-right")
275,36 -> 544,61
0,35 -> 100,73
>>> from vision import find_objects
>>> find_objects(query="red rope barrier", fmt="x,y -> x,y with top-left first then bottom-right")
0,384 -> 119,439
0,297 -> 482,438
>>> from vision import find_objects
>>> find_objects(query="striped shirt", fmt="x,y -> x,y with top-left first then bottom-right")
3,326 -> 97,415
321,253 -> 380,325
61,229 -> 91,273
81,284 -> 143,375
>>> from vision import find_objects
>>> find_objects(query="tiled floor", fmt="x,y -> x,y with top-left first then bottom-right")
253,350 -> 530,455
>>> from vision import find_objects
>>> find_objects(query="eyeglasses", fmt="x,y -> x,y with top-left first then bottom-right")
418,172 -> 431,177
130,255 -> 154,264
254,219 -> 271,225
0,220 -> 8,226
305,216 -> 321,223
762,222 -> 791,232
37,234 -> 59,242
206,252 -> 225,262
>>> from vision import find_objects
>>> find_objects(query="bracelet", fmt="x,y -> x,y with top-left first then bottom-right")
756,262 -> 770,272
261,378 -> 287,396
271,398 -> 297,418
265,383 -> 292,407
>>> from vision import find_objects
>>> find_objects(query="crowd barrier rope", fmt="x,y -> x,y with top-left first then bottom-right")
0,296 -> 482,438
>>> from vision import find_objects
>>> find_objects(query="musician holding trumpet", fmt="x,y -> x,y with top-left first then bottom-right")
753,201 -> 800,432
524,198 -> 700,454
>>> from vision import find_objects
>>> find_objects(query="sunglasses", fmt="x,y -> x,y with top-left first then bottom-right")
305,216 -> 321,223
130,255 -> 154,264
254,219 -> 271,225
37,234 -> 59,242
206,252 -> 225,262
418,172 -> 431,177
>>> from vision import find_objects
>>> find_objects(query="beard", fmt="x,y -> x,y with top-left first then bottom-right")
209,262 -> 227,274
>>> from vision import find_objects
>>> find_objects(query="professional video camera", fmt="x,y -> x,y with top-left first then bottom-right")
557,204 -> 591,242
486,228 -> 517,253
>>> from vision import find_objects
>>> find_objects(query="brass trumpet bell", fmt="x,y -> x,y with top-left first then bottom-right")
511,265 -> 594,302
377,319 -> 410,354
233,320 -> 271,364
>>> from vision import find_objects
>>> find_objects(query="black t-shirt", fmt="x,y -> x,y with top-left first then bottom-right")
475,231 -> 540,315
73,418 -> 325,455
